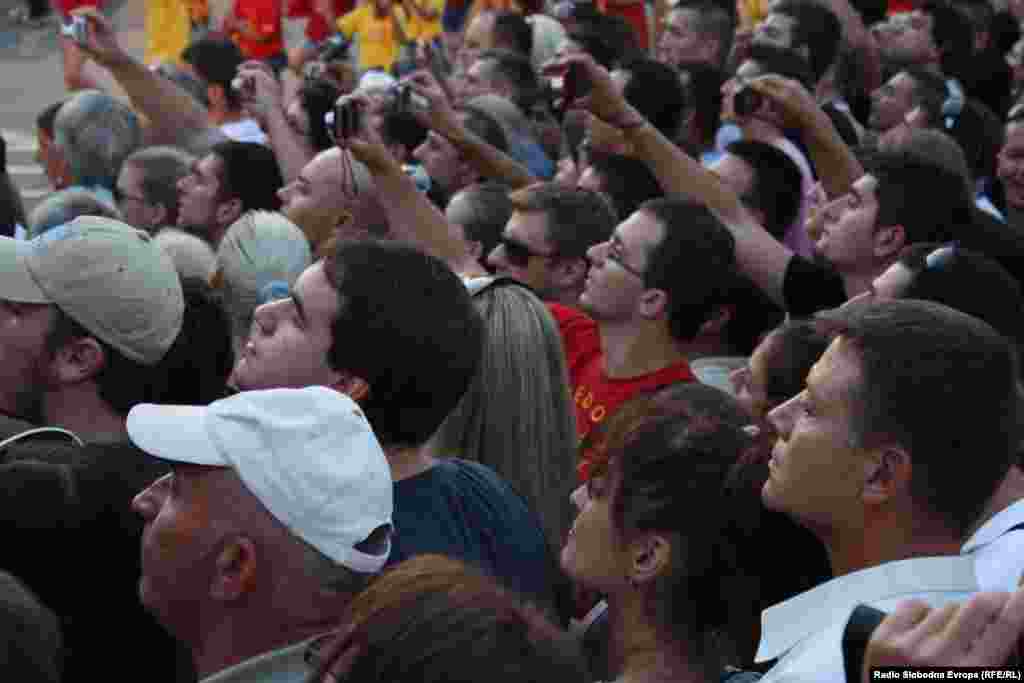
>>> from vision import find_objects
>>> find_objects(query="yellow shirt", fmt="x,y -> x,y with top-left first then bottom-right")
337,4 -> 409,72
739,0 -> 769,29
405,0 -> 443,42
144,0 -> 191,65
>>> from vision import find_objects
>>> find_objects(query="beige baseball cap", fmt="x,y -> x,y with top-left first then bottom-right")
0,217 -> 184,365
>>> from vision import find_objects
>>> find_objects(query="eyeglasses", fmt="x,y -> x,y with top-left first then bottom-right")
605,239 -> 645,279
498,235 -> 558,268
112,186 -> 148,205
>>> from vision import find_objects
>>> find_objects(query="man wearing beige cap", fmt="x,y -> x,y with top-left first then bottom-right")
0,216 -> 184,443
128,386 -> 394,682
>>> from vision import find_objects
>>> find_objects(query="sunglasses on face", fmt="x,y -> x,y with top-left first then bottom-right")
498,235 -> 557,268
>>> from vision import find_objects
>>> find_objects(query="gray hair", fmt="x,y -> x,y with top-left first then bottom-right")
431,282 -> 577,551
153,228 -> 217,283
54,90 -> 142,190
123,146 -> 196,228
29,188 -> 121,237
214,211 -> 312,353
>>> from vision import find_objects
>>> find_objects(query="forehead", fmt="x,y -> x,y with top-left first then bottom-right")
711,153 -> 757,196
196,153 -> 223,180
736,59 -> 763,80
851,174 -> 880,201
667,7 -> 698,30
616,210 -> 665,250
306,150 -> 343,184
806,336 -> 862,406
505,209 -> 552,242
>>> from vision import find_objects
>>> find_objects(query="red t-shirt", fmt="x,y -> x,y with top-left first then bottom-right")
549,303 -> 696,480
287,0 -> 354,41
232,0 -> 284,59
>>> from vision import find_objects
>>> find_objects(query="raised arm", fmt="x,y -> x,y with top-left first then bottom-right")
745,74 -> 864,200
74,9 -> 222,153
404,71 -> 538,189
342,94 -> 487,277
545,52 -> 796,306
236,61 -> 316,182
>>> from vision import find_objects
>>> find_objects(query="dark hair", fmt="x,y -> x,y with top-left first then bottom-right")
584,152 -> 663,220
298,78 -> 343,152
181,37 -> 246,109
478,49 -> 543,111
618,58 -> 688,139
210,141 -> 284,213
640,198 -> 737,342
324,242 -> 483,447
770,0 -> 841,82
896,243 -> 1024,356
45,309 -> 167,415
0,571 -> 62,683
459,106 -> 509,154
507,183 -> 617,259
677,62 -> 726,149
36,101 -> 65,138
947,98 -> 1004,182
760,319 -> 831,407
602,384 -> 761,676
568,14 -> 642,68
901,66 -> 948,126
0,135 -> 26,236
493,11 -> 533,57
746,43 -> 814,91
155,277 -> 233,405
447,182 -> 514,268
725,139 -> 803,240
922,0 -> 975,84
318,555 -> 588,683
865,150 -> 972,245
816,299 -> 1019,534
672,0 -> 738,66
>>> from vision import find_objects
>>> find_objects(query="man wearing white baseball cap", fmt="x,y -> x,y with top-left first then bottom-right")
0,215 -> 184,444
128,386 -> 394,682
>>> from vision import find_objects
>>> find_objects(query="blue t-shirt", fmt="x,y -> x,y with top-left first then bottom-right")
391,458 -> 558,608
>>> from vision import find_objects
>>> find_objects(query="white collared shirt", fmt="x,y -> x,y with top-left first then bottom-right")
962,498 -> 1024,592
756,555 -> 980,683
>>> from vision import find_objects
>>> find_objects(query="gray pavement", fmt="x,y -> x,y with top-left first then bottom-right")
0,0 -> 146,215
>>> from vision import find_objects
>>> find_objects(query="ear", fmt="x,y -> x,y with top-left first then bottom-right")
638,287 -> 668,320
629,532 -> 672,586
211,536 -> 259,602
51,336 -> 106,385
872,223 -> 906,260
332,374 -> 371,404
862,445 -> 913,507
216,197 -> 244,228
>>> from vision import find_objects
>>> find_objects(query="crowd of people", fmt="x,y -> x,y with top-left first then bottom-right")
4,0 -> 1024,680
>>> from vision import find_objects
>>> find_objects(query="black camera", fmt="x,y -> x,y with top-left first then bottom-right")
333,98 -> 362,142
733,86 -> 764,118
390,84 -> 428,116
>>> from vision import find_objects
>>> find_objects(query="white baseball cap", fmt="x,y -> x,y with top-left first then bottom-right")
127,387 -> 394,574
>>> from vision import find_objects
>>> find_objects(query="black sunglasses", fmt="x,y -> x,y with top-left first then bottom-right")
498,235 -> 557,268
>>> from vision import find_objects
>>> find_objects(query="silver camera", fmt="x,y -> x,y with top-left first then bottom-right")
60,15 -> 88,45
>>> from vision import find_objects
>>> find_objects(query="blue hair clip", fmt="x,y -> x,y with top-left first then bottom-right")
258,280 -> 291,305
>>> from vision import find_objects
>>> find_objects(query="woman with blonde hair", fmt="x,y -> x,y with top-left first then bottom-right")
430,278 -> 577,559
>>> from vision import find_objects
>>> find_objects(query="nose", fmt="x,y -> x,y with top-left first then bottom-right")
413,141 -> 427,164
766,394 -> 799,440
177,175 -> 192,194
132,473 -> 170,521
